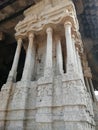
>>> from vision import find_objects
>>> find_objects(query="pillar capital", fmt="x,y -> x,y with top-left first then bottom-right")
64,21 -> 72,28
46,27 -> 53,34
15,35 -> 23,41
27,31 -> 34,39
17,37 -> 22,44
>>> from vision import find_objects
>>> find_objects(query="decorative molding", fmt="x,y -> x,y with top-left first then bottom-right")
15,0 -> 79,38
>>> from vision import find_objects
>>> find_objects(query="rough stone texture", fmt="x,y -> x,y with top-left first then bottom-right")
0,0 -> 96,130
0,76 -> 96,129
94,98 -> 98,130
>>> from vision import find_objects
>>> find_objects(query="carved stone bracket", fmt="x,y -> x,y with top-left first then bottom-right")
15,1 -> 79,38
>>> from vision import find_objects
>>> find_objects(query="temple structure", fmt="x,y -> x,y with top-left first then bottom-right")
0,0 -> 97,130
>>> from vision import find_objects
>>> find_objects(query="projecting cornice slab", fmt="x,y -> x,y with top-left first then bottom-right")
15,0 -> 79,38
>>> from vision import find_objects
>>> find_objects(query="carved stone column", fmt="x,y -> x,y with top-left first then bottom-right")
64,22 -> 75,73
89,78 -> 96,101
56,37 -> 63,75
44,27 -> 53,77
85,77 -> 92,97
7,36 -> 22,82
22,32 -> 35,81
72,35 -> 78,73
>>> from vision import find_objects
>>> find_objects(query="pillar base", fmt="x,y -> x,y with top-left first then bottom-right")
0,74 -> 95,130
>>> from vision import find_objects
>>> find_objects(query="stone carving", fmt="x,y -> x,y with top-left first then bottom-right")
62,80 -> 86,105
0,0 -> 96,130
37,84 -> 52,97
15,1 -> 78,36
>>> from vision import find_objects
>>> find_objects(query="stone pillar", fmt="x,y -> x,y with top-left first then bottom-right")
22,32 -> 35,81
76,47 -> 84,82
44,27 -> 53,77
72,35 -> 84,81
64,22 -> 75,73
89,78 -> 96,101
7,37 -> 22,82
56,37 -> 63,75
72,35 -> 78,73
85,77 -> 92,97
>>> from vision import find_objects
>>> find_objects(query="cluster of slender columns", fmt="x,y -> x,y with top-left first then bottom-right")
7,21 -> 81,82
